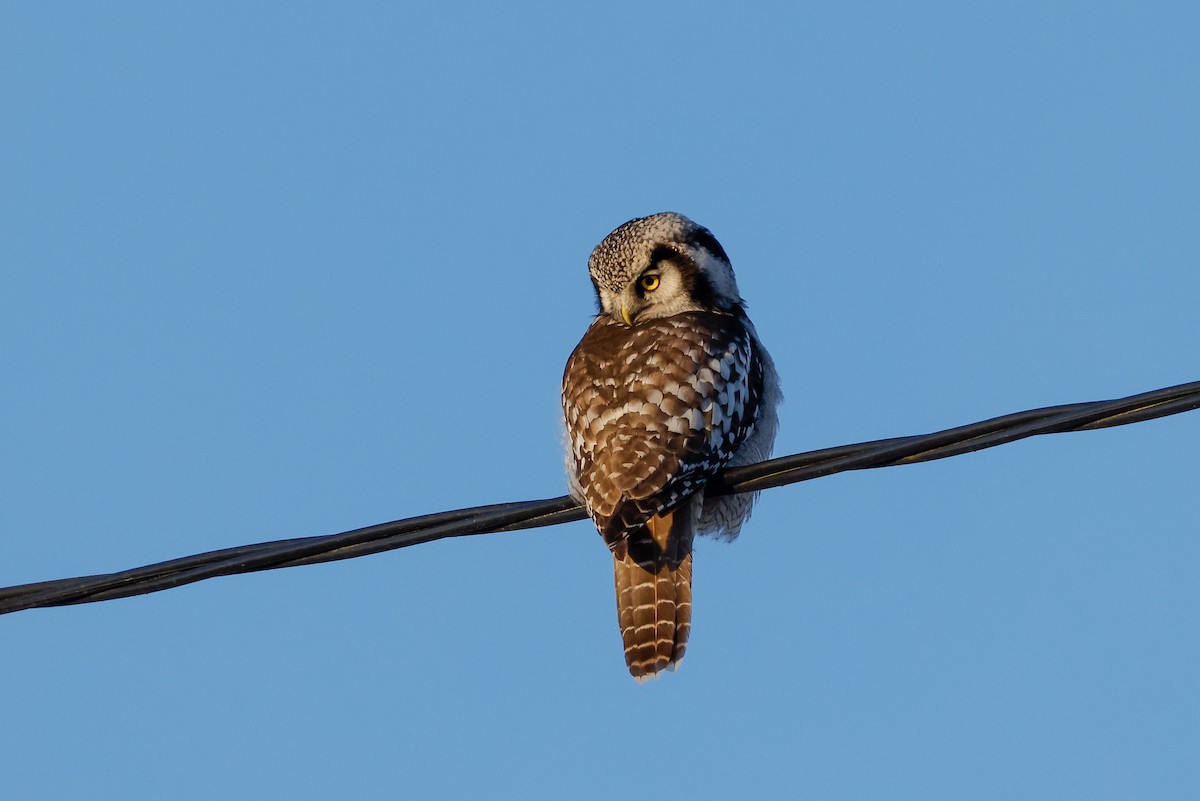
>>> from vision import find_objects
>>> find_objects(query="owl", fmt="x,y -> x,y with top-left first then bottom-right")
562,212 -> 781,680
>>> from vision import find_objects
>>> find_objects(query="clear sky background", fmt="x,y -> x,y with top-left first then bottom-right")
3,3 -> 1198,799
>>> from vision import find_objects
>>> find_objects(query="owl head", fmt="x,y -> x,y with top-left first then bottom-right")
587,212 -> 744,326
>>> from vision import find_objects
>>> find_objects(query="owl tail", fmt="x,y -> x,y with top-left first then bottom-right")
613,511 -> 694,681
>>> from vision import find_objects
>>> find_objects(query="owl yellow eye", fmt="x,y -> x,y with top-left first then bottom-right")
640,275 -> 661,292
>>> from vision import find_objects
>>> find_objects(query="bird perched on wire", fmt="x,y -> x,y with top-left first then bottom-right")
562,212 -> 781,680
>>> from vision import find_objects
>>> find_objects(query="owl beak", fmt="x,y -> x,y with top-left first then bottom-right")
619,303 -> 634,327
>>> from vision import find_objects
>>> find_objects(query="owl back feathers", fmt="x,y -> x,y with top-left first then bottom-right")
564,311 -> 768,679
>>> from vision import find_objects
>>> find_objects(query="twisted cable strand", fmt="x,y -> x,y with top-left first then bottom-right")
1,380 -> 1196,616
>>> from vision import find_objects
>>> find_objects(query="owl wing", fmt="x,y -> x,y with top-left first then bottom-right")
563,311 -> 764,553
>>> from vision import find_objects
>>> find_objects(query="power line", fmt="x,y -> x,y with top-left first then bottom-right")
1,380 -> 1196,616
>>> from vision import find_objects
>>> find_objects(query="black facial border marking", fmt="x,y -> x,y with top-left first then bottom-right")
647,244 -> 718,308
690,227 -> 730,265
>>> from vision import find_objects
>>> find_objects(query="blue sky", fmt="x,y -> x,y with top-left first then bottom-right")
3,2 -> 1198,799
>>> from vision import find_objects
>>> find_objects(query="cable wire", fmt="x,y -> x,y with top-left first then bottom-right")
1,380 -> 1197,616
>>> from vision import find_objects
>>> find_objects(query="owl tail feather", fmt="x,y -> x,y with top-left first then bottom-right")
613,511 -> 694,681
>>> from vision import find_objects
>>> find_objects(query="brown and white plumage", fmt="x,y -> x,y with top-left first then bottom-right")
562,212 -> 781,680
